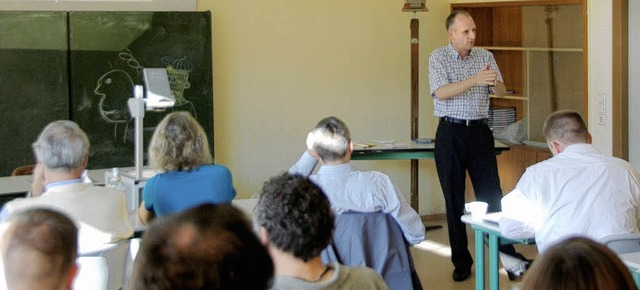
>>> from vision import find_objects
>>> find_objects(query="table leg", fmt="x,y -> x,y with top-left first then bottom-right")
475,229 -> 485,290
489,234 -> 499,290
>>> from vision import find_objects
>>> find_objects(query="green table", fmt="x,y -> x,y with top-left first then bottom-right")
351,140 -> 510,211
461,214 -> 535,290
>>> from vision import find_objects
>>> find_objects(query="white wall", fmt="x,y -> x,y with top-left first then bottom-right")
588,0 -> 614,154
199,0 -> 452,215
630,0 -> 640,169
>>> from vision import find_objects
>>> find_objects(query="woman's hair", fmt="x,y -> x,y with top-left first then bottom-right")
521,236 -> 637,290
148,111 -> 213,171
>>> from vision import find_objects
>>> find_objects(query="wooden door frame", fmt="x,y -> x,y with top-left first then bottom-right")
612,0 -> 628,159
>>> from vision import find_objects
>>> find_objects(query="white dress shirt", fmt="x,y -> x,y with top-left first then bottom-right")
500,143 -> 640,253
290,152 -> 425,245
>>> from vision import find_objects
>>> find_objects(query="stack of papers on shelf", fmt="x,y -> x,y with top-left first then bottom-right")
488,106 -> 516,131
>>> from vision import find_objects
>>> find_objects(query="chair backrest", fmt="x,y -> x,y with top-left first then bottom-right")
73,240 -> 131,290
11,165 -> 34,176
321,211 -> 422,290
602,233 -> 640,254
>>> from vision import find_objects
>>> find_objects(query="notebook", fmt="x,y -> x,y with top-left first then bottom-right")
483,212 -> 503,224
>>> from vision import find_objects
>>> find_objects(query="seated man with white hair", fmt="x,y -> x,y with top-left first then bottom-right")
0,120 -> 133,253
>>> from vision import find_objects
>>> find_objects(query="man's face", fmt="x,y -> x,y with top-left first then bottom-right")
449,14 -> 476,55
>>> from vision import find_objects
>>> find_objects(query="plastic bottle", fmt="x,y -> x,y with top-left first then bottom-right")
81,170 -> 94,184
106,167 -> 125,192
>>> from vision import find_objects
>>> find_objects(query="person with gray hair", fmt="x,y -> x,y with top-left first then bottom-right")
289,116 -> 425,245
0,208 -> 79,290
500,110 -> 640,253
0,120 -> 132,253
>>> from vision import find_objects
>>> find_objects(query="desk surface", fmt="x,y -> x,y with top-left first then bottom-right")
461,213 -> 536,245
620,251 -> 640,269
352,139 -> 509,160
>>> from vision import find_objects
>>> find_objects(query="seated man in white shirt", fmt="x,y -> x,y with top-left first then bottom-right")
500,110 -> 640,253
289,116 -> 425,245
0,120 -> 133,253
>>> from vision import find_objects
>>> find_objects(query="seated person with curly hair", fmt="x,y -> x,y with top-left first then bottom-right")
138,111 -> 236,223
255,173 -> 388,290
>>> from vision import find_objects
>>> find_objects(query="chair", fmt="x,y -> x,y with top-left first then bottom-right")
321,211 -> 422,290
11,165 -> 34,176
73,240 -> 131,290
602,233 -> 640,254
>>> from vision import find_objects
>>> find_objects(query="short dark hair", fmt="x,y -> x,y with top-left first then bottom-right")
542,110 -> 590,144
446,10 -> 471,31
132,203 -> 274,290
255,173 -> 335,262
2,208 -> 78,287
311,116 -> 351,162
521,237 -> 637,290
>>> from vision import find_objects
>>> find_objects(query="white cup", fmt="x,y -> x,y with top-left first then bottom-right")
465,201 -> 488,221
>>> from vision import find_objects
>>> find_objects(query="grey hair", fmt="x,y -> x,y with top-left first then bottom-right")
311,116 -> 351,162
32,120 -> 90,171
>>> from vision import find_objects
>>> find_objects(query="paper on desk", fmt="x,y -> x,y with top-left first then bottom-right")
483,212 -> 502,224
353,141 -> 377,149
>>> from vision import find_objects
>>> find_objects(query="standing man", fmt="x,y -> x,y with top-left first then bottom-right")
428,10 -> 527,281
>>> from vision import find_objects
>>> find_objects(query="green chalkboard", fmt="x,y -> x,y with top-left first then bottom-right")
69,11 -> 213,170
0,12 -> 69,176
0,11 -> 213,176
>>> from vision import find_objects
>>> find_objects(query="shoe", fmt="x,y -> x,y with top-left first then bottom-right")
506,259 -> 533,281
452,267 -> 471,282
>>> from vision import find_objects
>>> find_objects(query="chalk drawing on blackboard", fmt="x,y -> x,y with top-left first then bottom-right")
93,49 -> 198,143
94,69 -> 134,143
93,49 -> 141,143
162,55 -> 197,118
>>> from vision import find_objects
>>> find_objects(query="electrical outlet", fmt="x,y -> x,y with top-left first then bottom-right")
598,93 -> 606,126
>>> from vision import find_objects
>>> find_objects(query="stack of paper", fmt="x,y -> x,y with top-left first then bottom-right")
488,106 -> 516,131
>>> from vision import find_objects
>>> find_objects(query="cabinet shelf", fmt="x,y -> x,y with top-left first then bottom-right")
479,46 -> 583,52
489,95 -> 528,101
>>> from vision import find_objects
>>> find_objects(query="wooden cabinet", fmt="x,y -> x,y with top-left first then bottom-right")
452,1 -> 586,143
465,144 -> 552,199
453,1 -> 585,197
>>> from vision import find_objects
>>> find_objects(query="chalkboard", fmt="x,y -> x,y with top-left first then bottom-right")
0,11 -> 213,176
0,12 -> 69,176
69,11 -> 214,170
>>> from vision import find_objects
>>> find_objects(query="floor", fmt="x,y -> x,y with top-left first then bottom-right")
410,219 -> 539,290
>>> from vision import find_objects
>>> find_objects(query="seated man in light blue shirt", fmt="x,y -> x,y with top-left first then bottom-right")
289,116 -> 425,245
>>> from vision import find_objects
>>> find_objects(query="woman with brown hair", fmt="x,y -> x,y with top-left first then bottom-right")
521,236 -> 637,290
138,111 -> 236,223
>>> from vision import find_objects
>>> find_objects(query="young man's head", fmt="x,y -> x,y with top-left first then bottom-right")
131,203 -> 273,290
308,116 -> 352,163
542,110 -> 591,155
1,208 -> 79,290
255,173 -> 334,262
